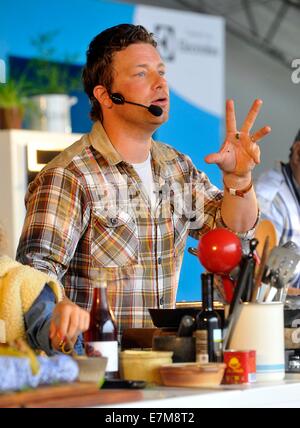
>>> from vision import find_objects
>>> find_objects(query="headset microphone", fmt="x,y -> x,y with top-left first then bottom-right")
110,93 -> 163,117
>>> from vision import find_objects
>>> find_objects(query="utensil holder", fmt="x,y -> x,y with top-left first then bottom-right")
228,302 -> 285,381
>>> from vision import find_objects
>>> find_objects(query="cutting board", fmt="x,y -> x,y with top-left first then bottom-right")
0,382 -> 143,408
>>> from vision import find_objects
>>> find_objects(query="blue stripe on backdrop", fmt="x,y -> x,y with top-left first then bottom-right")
0,0 -> 135,61
156,90 -> 223,301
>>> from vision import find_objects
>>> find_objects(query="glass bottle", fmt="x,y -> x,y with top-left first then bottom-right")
84,282 -> 119,379
194,273 -> 223,363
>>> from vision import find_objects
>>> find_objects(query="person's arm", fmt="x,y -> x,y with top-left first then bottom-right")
25,284 -> 89,355
24,284 -> 56,355
205,99 -> 271,233
221,176 -> 258,233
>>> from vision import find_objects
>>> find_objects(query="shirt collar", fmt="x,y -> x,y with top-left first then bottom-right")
88,121 -> 122,165
88,121 -> 177,166
292,174 -> 300,198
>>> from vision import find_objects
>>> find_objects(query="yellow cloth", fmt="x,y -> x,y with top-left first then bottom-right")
0,256 -> 63,342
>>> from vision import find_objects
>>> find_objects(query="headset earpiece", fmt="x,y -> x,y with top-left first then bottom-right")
110,93 -> 125,105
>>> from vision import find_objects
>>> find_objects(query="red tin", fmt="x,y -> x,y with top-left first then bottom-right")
223,350 -> 256,384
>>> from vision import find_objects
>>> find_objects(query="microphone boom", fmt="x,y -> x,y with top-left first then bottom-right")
110,92 -> 163,117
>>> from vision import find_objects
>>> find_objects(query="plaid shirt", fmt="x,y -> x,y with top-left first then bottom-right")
17,122 -> 232,332
255,162 -> 300,287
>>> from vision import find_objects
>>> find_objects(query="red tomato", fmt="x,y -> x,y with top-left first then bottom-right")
197,228 -> 242,274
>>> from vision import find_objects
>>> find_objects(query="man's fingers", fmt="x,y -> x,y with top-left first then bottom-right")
251,126 -> 271,143
226,99 -> 237,134
247,144 -> 261,164
240,99 -> 262,133
205,152 -> 224,165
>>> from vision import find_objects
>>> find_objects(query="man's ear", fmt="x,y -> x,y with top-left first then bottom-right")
294,141 -> 300,162
93,85 -> 113,108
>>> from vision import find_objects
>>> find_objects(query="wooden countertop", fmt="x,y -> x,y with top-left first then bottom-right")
0,382 -> 143,408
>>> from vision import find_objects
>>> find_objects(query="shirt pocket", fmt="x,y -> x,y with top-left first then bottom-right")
91,210 -> 139,268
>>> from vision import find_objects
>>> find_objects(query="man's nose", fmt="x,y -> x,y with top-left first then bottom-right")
152,74 -> 167,90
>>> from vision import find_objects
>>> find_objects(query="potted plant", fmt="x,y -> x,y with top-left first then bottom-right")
0,79 -> 28,129
23,32 -> 82,132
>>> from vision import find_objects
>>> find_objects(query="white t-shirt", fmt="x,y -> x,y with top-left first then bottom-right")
132,153 -> 156,207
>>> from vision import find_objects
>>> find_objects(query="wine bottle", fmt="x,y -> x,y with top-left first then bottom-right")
194,273 -> 223,363
84,282 -> 119,379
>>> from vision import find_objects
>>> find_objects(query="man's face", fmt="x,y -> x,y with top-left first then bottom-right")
291,142 -> 300,163
110,43 -> 170,127
290,141 -> 300,183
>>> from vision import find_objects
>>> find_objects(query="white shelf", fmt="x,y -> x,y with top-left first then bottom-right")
0,129 -> 82,258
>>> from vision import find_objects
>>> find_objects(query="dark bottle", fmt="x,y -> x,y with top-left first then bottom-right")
194,273 -> 223,363
84,282 -> 119,379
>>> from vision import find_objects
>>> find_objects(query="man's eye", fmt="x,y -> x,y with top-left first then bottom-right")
136,71 -> 146,77
159,70 -> 166,76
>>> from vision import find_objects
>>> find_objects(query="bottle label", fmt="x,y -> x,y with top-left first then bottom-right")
213,329 -> 223,362
85,341 -> 118,372
195,330 -> 209,363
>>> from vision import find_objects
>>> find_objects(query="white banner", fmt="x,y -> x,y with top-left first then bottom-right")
134,5 -> 224,117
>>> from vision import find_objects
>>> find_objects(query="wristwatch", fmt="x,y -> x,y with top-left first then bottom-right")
223,180 -> 253,198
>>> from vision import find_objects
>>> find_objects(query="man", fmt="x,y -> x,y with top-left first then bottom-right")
255,130 -> 300,287
17,24 -> 271,349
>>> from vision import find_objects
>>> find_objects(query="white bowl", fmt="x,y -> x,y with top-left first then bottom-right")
74,356 -> 107,384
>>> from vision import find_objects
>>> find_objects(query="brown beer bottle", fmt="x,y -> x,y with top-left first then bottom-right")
84,282 -> 119,379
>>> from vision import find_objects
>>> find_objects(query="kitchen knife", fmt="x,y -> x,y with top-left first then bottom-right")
251,236 -> 269,302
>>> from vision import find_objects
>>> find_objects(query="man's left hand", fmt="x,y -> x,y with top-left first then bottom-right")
205,99 -> 271,179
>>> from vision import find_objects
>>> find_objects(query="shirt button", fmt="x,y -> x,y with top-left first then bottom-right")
160,297 -> 164,306
158,257 -> 162,264
110,218 -> 117,225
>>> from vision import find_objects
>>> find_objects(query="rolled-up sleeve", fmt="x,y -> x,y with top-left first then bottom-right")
16,167 -> 88,280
